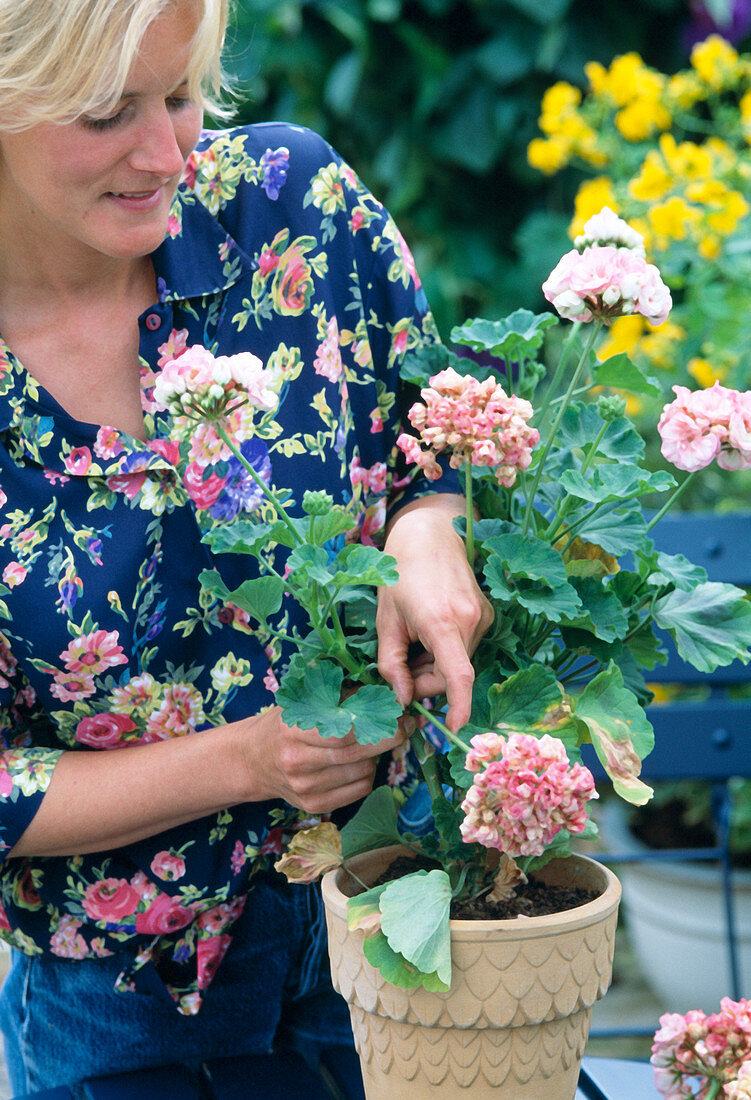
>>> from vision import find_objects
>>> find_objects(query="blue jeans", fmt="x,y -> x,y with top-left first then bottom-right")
0,877 -> 354,1097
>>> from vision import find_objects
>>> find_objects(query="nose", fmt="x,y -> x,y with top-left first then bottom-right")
127,102 -> 187,179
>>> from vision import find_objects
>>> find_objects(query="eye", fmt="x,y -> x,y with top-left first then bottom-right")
166,95 -> 193,113
80,107 -> 128,132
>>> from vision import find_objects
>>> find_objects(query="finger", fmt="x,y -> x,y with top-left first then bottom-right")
423,628 -> 476,732
376,606 -> 416,710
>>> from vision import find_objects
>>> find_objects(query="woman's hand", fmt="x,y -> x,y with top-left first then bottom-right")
240,706 -> 406,815
377,493 -> 494,732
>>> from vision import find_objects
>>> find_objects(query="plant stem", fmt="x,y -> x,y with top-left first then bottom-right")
410,700 -> 471,754
212,423 -> 369,679
531,320 -> 581,429
215,423 -> 302,546
645,470 -> 697,532
464,463 -> 475,564
522,321 -> 603,537
545,417 -> 610,542
703,1080 -> 722,1100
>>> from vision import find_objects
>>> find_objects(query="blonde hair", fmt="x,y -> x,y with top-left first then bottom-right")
0,0 -> 230,131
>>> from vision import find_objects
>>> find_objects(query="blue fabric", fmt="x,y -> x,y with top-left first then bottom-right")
0,877 -> 353,1097
0,121 -> 458,1015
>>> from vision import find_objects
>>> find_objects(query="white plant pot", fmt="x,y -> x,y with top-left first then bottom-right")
600,801 -> 751,1012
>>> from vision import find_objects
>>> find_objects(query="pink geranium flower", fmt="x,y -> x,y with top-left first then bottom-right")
459,731 -> 597,857
658,383 -> 751,472
543,244 -> 672,325
397,367 -> 539,488
651,998 -> 751,1098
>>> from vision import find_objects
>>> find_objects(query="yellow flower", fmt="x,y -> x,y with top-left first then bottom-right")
540,81 -> 582,117
742,89 -> 751,141
615,96 -> 671,141
568,177 -> 617,237
706,190 -> 749,234
658,134 -> 712,180
704,136 -> 736,173
666,71 -> 706,109
697,232 -> 722,259
648,196 -> 702,242
599,52 -> 650,107
690,35 -> 740,89
596,315 -> 646,361
527,136 -> 571,175
640,322 -> 686,369
629,149 -> 673,202
584,60 -> 609,96
688,357 -> 726,387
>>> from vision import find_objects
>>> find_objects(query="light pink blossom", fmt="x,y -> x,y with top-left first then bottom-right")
459,732 -> 597,857
543,243 -> 671,325
651,999 -> 751,1098
658,384 -> 751,473
397,367 -> 539,488
153,344 -> 280,464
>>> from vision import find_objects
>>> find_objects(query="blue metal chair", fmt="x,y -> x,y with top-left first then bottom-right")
585,511 -> 751,1034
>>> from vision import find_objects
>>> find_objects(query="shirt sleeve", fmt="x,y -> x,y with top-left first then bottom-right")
329,144 -> 464,516
0,633 -> 62,863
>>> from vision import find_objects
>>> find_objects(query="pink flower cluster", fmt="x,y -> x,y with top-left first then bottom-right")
651,998 -> 751,1099
459,731 -> 597,857
396,367 -> 539,488
153,343 -> 279,465
543,244 -> 672,325
658,383 -> 751,473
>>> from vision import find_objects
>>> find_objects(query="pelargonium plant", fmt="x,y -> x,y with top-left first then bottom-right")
155,207 -> 751,993
651,997 -> 751,1099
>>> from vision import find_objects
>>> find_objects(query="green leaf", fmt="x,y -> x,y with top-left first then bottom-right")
560,465 -> 674,505
198,569 -> 284,624
331,544 -> 399,588
575,508 -> 648,557
287,545 -> 333,584
203,519 -> 274,557
379,870 -> 452,985
649,551 -> 707,592
346,883 -> 389,931
341,787 -> 403,859
558,406 -> 645,464
567,577 -> 630,643
591,353 -> 661,396
400,343 -> 480,386
362,931 -> 450,991
302,508 -> 357,546
486,664 -> 572,731
574,663 -> 654,805
450,310 -> 556,361
653,582 -> 751,672
277,660 -> 402,743
483,533 -> 582,622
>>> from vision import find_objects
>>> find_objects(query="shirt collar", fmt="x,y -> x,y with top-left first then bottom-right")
152,184 -> 257,302
0,186 -> 256,438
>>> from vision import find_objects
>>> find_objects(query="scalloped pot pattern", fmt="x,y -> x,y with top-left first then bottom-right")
322,848 -> 621,1100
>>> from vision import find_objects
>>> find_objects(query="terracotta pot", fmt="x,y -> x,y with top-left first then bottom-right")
321,846 -> 621,1099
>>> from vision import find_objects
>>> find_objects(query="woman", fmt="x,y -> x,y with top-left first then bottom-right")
0,0 -> 491,1092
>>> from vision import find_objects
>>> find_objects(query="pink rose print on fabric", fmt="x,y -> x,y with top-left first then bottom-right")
150,852 -> 187,882
197,933 -> 233,989
135,893 -> 193,935
82,878 -> 140,923
75,713 -> 138,750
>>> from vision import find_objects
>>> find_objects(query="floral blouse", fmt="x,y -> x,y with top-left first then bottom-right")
0,123 -> 447,1014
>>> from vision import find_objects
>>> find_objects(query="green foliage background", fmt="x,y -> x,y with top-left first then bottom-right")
220,0 -> 742,335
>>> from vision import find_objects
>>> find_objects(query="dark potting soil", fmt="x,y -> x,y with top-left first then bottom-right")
370,855 -> 599,920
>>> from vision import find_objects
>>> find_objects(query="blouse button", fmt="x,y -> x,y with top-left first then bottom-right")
145,313 -> 162,331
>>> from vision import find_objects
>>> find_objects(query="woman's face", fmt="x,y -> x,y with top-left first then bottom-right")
0,0 -> 204,269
